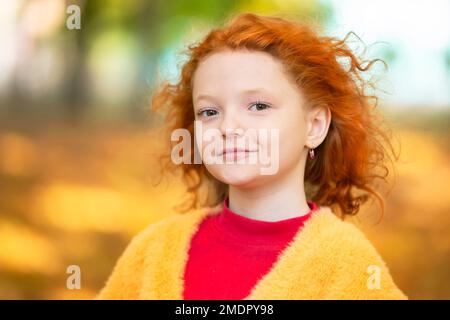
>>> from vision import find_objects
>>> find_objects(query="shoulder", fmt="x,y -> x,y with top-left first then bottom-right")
307,206 -> 387,258
305,206 -> 408,299
95,207 -> 213,299
128,207 -> 214,252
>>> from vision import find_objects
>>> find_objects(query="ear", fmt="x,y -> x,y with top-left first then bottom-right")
305,105 -> 331,149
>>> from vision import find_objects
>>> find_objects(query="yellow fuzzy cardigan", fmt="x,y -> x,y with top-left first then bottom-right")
96,205 -> 407,300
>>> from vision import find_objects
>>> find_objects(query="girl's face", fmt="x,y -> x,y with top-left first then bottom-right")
192,49 -> 311,189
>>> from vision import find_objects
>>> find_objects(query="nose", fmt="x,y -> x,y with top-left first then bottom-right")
219,109 -> 243,138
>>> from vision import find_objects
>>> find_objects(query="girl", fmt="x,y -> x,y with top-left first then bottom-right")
97,13 -> 407,300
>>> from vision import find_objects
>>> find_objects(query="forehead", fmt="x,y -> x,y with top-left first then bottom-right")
192,50 -> 292,96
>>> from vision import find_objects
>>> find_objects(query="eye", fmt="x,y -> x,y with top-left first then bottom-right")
248,101 -> 271,111
196,108 -> 219,118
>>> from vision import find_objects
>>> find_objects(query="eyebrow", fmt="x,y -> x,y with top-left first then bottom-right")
194,88 -> 274,102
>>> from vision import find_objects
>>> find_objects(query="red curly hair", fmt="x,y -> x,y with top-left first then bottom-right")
150,12 -> 398,218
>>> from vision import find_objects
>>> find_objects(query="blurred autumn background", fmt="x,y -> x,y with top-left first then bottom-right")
0,0 -> 449,299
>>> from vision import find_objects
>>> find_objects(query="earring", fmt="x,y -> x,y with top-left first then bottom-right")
309,147 -> 315,160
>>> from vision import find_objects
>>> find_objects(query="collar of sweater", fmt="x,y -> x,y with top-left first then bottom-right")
213,197 -> 318,248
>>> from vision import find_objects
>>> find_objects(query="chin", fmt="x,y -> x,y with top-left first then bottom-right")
208,164 -> 264,188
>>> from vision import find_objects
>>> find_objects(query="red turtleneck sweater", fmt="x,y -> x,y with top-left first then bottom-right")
183,198 -> 318,300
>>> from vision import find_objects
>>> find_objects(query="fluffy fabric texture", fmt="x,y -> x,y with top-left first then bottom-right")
96,206 -> 407,300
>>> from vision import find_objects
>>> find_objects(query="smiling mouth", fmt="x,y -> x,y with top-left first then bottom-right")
219,148 -> 257,157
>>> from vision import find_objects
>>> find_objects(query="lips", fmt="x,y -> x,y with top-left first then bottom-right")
219,148 -> 257,156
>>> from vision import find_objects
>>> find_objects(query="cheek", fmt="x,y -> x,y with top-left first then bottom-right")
275,117 -> 307,164
257,111 -> 305,150
194,124 -> 219,156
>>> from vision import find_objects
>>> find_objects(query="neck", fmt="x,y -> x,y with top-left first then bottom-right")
228,161 -> 310,222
